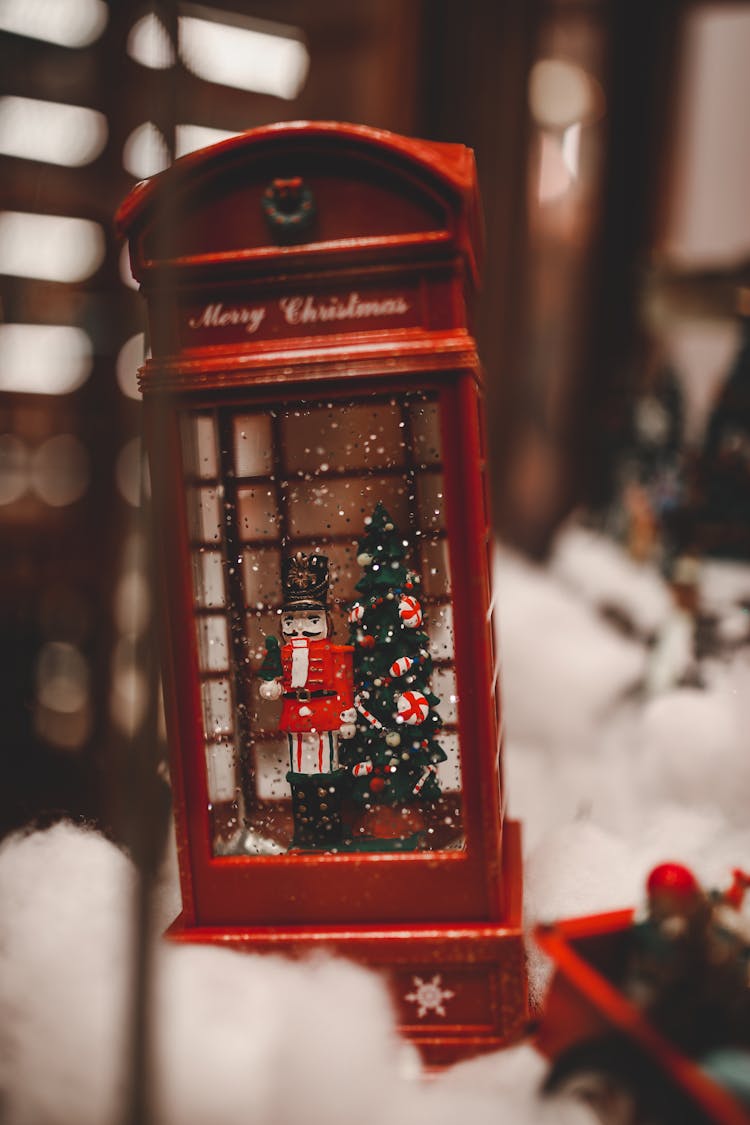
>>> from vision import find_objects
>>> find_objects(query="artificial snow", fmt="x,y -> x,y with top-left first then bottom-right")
494,548 -> 646,753
2,527 -> 749,1123
0,822 -> 593,1125
549,523 -> 673,638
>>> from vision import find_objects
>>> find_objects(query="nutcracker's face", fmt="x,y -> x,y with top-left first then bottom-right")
281,609 -> 328,640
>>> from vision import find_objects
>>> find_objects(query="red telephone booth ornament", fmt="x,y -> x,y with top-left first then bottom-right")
116,121 -> 526,1065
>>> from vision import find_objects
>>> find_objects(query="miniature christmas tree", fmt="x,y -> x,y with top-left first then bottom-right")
340,502 -> 446,846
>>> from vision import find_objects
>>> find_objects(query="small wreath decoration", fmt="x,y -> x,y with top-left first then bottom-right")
261,178 -> 315,239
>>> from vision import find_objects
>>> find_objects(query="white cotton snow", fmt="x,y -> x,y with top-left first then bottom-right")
0,823 -> 582,1125
494,548 -> 646,752
0,822 -> 133,1125
701,558 -> 750,616
549,523 -> 674,638
634,662 -> 750,826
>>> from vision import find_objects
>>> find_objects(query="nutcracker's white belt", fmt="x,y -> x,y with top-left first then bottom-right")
283,689 -> 337,701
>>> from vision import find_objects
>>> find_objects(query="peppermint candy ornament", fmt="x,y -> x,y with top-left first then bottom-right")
352,759 -> 373,777
399,595 -> 422,628
348,602 -> 365,624
396,690 -> 429,725
389,655 -> 414,678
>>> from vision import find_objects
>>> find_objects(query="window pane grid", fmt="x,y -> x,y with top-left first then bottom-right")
182,412 -> 240,823
181,392 -> 463,855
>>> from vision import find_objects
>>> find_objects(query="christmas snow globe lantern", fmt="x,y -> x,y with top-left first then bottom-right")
116,122 -> 525,1064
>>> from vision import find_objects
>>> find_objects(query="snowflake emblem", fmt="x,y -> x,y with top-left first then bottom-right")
404,974 -> 455,1018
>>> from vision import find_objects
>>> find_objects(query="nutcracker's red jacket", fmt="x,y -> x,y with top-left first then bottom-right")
279,639 -> 354,733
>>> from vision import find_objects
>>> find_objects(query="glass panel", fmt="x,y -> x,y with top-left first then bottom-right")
234,414 -> 273,477
409,400 -> 442,464
206,739 -> 237,801
187,485 -> 223,542
181,392 -> 465,859
182,413 -> 218,478
416,472 -> 446,532
286,474 -> 410,538
427,602 -> 454,661
192,549 -> 226,608
436,733 -> 461,792
197,615 -> 229,672
283,403 -> 404,473
201,678 -> 233,736
236,485 -> 280,541
421,538 -> 452,596
431,665 -> 458,724
254,736 -> 291,799
242,546 -> 282,607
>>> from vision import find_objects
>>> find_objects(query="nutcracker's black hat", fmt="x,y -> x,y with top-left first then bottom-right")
281,552 -> 329,611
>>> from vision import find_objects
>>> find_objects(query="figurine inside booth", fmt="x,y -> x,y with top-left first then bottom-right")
257,550 -> 355,850
181,396 -> 464,858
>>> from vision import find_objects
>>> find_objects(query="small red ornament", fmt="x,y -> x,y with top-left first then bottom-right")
647,863 -> 700,899
370,777 -> 386,793
359,634 -> 376,648
646,862 -> 703,925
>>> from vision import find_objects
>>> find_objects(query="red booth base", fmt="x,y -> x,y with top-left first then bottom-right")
165,821 -> 527,1068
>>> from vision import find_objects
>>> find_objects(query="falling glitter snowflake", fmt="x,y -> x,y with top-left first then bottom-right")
404,974 -> 455,1018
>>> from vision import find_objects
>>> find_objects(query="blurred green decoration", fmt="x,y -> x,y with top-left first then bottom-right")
340,502 -> 446,848
697,314 -> 750,560
258,635 -> 282,681
618,366 -> 687,569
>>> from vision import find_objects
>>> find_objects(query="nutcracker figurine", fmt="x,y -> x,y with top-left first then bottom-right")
258,552 -> 354,849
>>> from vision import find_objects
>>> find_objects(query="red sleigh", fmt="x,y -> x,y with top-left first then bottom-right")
535,908 -> 750,1124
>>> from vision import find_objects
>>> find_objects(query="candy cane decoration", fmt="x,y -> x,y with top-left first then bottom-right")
412,764 -> 437,795
348,602 -> 365,624
355,694 -> 385,731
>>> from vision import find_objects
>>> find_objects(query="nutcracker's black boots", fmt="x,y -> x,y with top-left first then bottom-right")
287,769 -> 346,850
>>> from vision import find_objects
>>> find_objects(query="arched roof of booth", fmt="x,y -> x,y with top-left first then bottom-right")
115,120 -> 483,282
